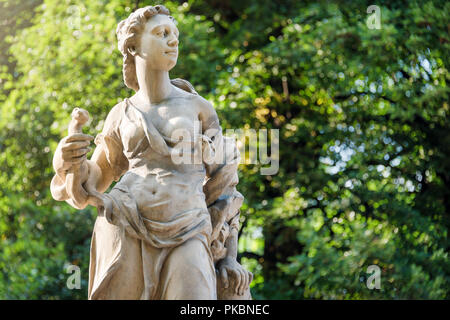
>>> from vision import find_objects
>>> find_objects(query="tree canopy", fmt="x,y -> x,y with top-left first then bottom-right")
0,0 -> 449,299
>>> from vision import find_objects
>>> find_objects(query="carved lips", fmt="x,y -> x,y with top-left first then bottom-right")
165,49 -> 178,56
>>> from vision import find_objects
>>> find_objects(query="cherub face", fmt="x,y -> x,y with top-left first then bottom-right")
136,14 -> 179,71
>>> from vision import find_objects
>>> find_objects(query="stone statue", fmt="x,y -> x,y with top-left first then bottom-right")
50,5 -> 252,300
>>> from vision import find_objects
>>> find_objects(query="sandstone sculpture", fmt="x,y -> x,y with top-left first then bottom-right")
50,4 -> 252,300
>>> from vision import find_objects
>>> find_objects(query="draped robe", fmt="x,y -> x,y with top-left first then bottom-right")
51,81 -> 247,299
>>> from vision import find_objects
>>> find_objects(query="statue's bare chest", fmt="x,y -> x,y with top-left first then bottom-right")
141,99 -> 200,140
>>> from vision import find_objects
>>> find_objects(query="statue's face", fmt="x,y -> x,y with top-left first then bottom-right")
137,14 -> 179,71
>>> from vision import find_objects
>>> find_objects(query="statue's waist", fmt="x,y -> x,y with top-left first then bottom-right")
126,160 -> 206,176
113,169 -> 207,221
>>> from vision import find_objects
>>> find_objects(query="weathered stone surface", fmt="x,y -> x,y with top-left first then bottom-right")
50,4 -> 252,300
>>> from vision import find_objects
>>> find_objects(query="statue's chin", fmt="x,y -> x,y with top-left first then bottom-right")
147,61 -> 177,72
166,59 -> 177,71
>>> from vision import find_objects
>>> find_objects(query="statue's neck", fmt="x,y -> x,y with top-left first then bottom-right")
135,62 -> 173,105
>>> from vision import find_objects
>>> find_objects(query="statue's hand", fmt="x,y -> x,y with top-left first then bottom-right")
53,133 -> 93,179
217,256 -> 253,296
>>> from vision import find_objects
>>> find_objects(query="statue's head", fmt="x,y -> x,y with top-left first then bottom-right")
116,5 -> 178,91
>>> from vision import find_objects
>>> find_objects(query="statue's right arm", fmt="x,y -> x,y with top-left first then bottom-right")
50,137 -> 116,209
51,103 -> 126,209
88,143 -> 116,193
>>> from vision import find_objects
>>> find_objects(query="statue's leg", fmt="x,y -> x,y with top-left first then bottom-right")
89,217 -> 144,300
158,234 -> 217,299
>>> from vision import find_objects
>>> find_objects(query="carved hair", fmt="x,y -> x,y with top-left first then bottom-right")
116,5 -> 174,91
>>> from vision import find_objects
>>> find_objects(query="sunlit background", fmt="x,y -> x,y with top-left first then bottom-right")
0,0 -> 449,299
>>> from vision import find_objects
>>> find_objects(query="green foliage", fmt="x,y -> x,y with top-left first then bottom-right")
0,0 -> 448,299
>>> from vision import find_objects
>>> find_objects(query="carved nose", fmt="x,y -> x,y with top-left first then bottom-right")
168,37 -> 178,47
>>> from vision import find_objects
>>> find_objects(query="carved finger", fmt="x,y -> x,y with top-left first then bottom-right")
66,133 -> 94,143
242,270 -> 249,293
220,267 -> 229,289
244,270 -> 252,294
62,150 -> 89,161
248,271 -> 253,286
64,154 -> 87,165
70,148 -> 90,158
62,141 -> 91,152
239,268 -> 247,295
233,269 -> 242,295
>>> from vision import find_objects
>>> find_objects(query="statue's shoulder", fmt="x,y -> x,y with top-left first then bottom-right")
170,78 -> 198,95
104,99 -> 128,125
191,94 -> 217,118
170,78 -> 215,114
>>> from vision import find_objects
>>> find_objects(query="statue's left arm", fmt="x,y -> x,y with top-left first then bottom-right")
197,96 -> 253,297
